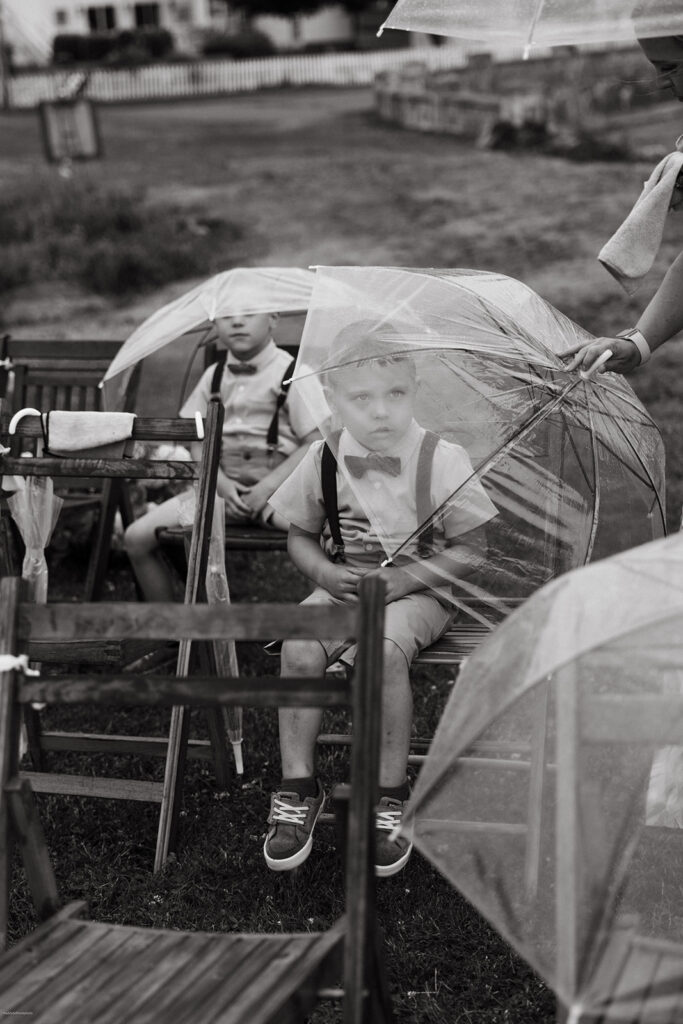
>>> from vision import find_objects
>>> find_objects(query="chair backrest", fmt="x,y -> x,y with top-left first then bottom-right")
0,405 -> 223,604
0,573 -> 386,1014
0,338 -> 141,455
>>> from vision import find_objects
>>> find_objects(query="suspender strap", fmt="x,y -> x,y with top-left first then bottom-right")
266,358 -> 297,454
210,351 -> 227,400
321,434 -> 345,563
416,430 -> 440,558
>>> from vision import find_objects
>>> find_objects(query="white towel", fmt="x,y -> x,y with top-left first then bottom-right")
45,411 -> 136,457
598,150 -> 683,294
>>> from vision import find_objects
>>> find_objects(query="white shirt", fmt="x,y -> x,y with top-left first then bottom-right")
179,340 -> 315,456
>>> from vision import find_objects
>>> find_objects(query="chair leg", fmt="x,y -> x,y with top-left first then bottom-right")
22,706 -> 45,772
367,926 -> 395,1024
154,704 -> 191,873
84,479 -> 120,601
196,640 -> 232,788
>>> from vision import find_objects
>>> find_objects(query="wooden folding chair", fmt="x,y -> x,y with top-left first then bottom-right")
0,336 -> 142,599
0,403 -> 234,871
0,574 -> 393,1024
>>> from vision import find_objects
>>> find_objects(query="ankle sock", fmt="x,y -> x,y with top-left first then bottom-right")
280,776 -> 318,799
380,780 -> 410,802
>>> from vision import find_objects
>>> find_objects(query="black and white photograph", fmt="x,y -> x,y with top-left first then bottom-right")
2,1 -> 683,1020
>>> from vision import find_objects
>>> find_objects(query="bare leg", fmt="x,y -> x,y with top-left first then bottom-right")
278,639 -> 327,778
124,494 -> 183,602
380,640 -> 412,789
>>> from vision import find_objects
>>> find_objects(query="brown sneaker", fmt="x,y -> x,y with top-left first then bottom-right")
374,795 -> 413,878
263,780 -> 325,871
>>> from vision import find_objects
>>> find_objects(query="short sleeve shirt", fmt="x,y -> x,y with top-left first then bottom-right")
179,340 -> 316,457
268,420 -> 498,568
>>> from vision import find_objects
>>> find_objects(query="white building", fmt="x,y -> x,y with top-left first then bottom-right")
1,0 -> 356,65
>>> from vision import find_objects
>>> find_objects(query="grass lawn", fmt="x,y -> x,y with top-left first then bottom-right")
3,86 -> 683,1022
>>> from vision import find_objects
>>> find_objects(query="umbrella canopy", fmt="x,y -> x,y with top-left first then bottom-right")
101,267 -> 316,407
403,530 -> 683,1020
291,266 -> 665,627
379,0 -> 683,55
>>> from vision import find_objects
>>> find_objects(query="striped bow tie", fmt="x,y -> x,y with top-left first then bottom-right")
344,454 -> 401,478
227,363 -> 257,375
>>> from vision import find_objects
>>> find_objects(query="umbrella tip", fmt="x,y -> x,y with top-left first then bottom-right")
376,23 -> 384,37
232,740 -> 244,775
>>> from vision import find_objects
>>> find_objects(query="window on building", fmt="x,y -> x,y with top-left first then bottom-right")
55,9 -> 69,25
87,5 -> 116,30
134,3 -> 160,27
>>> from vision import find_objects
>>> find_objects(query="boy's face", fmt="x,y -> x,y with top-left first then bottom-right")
327,360 -> 416,453
214,312 -> 276,360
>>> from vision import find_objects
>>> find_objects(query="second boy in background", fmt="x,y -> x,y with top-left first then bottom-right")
125,310 -> 319,601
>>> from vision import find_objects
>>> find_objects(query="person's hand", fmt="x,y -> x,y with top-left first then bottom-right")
236,480 -> 271,518
321,564 -> 367,604
562,337 -> 642,375
219,476 -> 252,520
364,565 -> 417,603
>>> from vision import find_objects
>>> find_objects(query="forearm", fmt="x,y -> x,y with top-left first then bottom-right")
397,541 -> 484,593
215,468 -> 235,499
288,529 -> 335,589
636,251 -> 683,352
253,431 -> 321,501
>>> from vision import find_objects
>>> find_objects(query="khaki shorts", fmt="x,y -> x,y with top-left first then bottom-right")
299,587 -> 455,669
220,447 -> 286,487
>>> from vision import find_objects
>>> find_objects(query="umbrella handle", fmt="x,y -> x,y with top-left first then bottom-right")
579,349 -> 612,381
8,408 -> 42,435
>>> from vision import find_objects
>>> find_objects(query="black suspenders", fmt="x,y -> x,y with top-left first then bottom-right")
266,358 -> 296,454
209,354 -> 296,455
320,430 -> 441,565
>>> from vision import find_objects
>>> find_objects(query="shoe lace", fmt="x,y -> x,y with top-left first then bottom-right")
271,796 -> 309,826
376,807 -> 403,833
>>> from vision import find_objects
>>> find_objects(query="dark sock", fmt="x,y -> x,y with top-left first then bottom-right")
280,776 -> 318,799
380,780 -> 410,802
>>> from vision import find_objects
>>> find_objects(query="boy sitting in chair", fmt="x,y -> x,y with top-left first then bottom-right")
125,311 -> 319,601
263,326 -> 498,877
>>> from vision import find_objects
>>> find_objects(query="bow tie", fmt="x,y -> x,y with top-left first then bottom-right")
344,453 -> 401,479
227,362 -> 257,375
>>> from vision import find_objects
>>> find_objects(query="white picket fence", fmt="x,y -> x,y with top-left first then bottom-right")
8,46 -> 470,108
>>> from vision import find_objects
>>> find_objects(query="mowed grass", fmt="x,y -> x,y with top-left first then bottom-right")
3,86 -> 683,1022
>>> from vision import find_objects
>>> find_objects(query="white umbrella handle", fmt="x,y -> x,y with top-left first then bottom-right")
8,408 -> 42,434
579,349 -> 612,381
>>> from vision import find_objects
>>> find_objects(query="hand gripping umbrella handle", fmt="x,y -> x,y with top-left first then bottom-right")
579,349 -> 613,381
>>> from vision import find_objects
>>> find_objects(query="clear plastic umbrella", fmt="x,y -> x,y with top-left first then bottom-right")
101,266 -> 316,409
5,472 -> 63,603
402,530 -> 683,1022
379,0 -> 683,56
290,266 -> 665,629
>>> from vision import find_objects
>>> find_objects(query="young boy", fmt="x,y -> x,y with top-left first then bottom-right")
125,310 -> 319,601
263,331 -> 498,877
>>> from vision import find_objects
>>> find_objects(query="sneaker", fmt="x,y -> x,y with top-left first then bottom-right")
375,796 -> 413,878
263,781 -> 325,871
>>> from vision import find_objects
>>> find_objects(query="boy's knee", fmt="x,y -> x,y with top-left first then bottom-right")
382,638 -> 409,677
280,639 -> 326,676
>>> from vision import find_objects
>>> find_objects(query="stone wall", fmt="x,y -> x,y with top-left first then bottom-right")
374,46 -> 667,142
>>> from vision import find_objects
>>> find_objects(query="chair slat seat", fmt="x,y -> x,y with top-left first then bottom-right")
3,905 -> 340,1024
0,577 -> 393,1023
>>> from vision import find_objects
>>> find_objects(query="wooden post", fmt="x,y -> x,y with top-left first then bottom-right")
0,578 -> 20,950
343,576 -> 385,1024
555,661 -> 580,1007
154,399 -> 224,872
